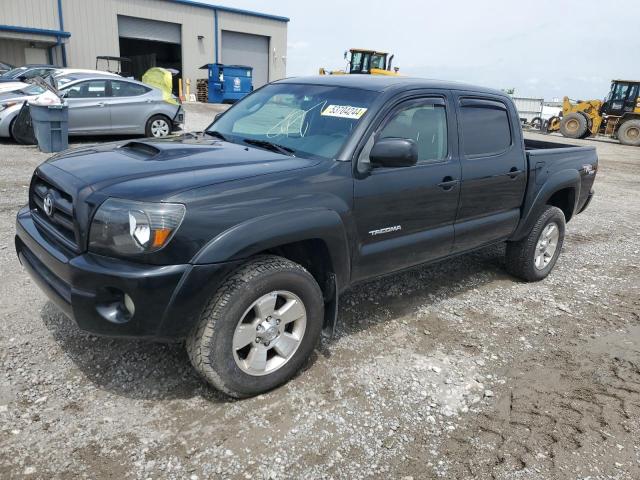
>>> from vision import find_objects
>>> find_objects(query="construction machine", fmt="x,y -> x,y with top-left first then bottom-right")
319,49 -> 400,76
547,79 -> 640,146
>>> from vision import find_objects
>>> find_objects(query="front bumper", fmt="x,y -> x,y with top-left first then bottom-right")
15,207 -> 239,340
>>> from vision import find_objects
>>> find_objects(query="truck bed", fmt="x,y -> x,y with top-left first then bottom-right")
519,138 -> 598,231
524,138 -> 590,151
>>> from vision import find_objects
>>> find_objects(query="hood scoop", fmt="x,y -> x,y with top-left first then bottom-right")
118,141 -> 161,159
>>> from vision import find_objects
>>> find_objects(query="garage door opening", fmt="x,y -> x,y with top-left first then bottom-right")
117,15 -> 182,93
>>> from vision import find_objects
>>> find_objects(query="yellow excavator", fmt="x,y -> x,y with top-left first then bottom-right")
319,48 -> 400,76
547,79 -> 640,146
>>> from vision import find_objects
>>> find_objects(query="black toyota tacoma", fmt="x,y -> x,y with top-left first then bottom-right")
15,76 -> 597,397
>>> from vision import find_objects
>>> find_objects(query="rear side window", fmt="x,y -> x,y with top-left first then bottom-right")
111,80 -> 149,97
460,100 -> 512,157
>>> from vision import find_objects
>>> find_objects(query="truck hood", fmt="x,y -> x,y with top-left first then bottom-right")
44,135 -> 322,200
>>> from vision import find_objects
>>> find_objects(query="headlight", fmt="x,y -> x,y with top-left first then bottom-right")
89,198 -> 185,255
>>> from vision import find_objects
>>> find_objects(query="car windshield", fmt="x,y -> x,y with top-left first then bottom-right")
19,84 -> 46,96
55,77 -> 76,90
0,67 -> 28,79
206,83 -> 377,160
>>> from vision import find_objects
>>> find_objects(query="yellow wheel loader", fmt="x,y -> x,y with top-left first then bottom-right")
547,79 -> 640,146
319,49 -> 400,76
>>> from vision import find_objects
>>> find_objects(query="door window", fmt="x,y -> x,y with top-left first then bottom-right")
63,80 -> 108,98
377,102 -> 448,163
460,102 -> 512,157
111,80 -> 149,97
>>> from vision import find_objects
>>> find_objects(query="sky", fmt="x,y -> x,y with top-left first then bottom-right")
204,0 -> 640,101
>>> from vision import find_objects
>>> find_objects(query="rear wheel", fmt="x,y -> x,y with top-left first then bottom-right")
617,119 -> 640,146
145,115 -> 172,138
505,206 -> 566,282
559,112 -> 588,139
186,255 -> 324,398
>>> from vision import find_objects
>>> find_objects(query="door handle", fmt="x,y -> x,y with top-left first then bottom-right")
96,102 -> 105,107
437,176 -> 459,190
508,167 -> 523,179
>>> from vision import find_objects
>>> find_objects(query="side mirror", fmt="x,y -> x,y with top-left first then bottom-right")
370,138 -> 418,168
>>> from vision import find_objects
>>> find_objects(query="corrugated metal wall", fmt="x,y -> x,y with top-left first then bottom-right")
0,0 -> 60,31
61,0 -> 286,84
0,39 -> 29,66
0,0 -> 287,85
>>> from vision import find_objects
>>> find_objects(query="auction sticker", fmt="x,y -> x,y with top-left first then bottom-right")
321,105 -> 368,119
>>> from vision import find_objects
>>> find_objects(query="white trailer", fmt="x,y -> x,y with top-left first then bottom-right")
511,96 -> 544,125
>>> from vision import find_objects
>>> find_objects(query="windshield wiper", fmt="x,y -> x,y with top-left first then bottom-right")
243,138 -> 296,156
204,130 -> 228,141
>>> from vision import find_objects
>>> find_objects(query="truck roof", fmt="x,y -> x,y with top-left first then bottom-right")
276,75 -> 506,96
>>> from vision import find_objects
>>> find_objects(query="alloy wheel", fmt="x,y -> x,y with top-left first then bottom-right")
534,222 -> 559,270
232,291 -> 307,376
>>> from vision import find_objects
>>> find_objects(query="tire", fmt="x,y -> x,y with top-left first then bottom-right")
559,112 -> 588,139
530,117 -> 542,129
505,206 -> 566,282
186,255 -> 324,398
617,119 -> 640,146
145,114 -> 172,138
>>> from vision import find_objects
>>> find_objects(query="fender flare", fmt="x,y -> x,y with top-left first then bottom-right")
510,169 -> 581,241
191,208 -> 351,290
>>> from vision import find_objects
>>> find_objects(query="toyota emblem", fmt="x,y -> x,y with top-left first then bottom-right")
43,193 -> 55,217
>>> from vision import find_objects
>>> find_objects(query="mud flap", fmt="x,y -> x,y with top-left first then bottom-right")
322,273 -> 338,339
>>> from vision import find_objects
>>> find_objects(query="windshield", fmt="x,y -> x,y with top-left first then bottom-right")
371,54 -> 386,70
0,67 -> 28,79
206,83 -> 377,160
19,84 -> 46,96
55,76 -> 76,90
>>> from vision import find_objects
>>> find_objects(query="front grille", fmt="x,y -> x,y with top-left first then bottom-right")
30,175 -> 79,251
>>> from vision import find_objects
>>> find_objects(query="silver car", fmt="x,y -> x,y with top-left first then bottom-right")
57,73 -> 185,137
0,73 -> 184,140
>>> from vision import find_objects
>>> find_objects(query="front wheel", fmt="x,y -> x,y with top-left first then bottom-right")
186,255 -> 324,398
505,206 -> 566,282
145,115 -> 172,138
559,112 -> 588,139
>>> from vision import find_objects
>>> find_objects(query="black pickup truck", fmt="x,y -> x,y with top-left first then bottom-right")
15,76 -> 597,397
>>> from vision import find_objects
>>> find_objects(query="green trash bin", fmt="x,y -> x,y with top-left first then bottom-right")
29,103 -> 69,153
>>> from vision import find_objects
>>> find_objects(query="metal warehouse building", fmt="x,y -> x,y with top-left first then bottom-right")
0,0 -> 289,88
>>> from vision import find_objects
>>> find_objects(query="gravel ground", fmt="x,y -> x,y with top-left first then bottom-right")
1,104 -> 639,479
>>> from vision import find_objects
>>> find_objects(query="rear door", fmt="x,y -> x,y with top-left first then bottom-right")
63,80 -> 111,133
108,79 -> 152,133
351,92 -> 461,282
452,93 -> 526,252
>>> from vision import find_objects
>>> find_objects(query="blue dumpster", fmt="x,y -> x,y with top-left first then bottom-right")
29,103 -> 69,153
205,63 -> 253,104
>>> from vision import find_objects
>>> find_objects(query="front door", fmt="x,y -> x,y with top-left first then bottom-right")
352,96 -> 461,282
62,79 -> 111,134
452,94 -> 527,253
